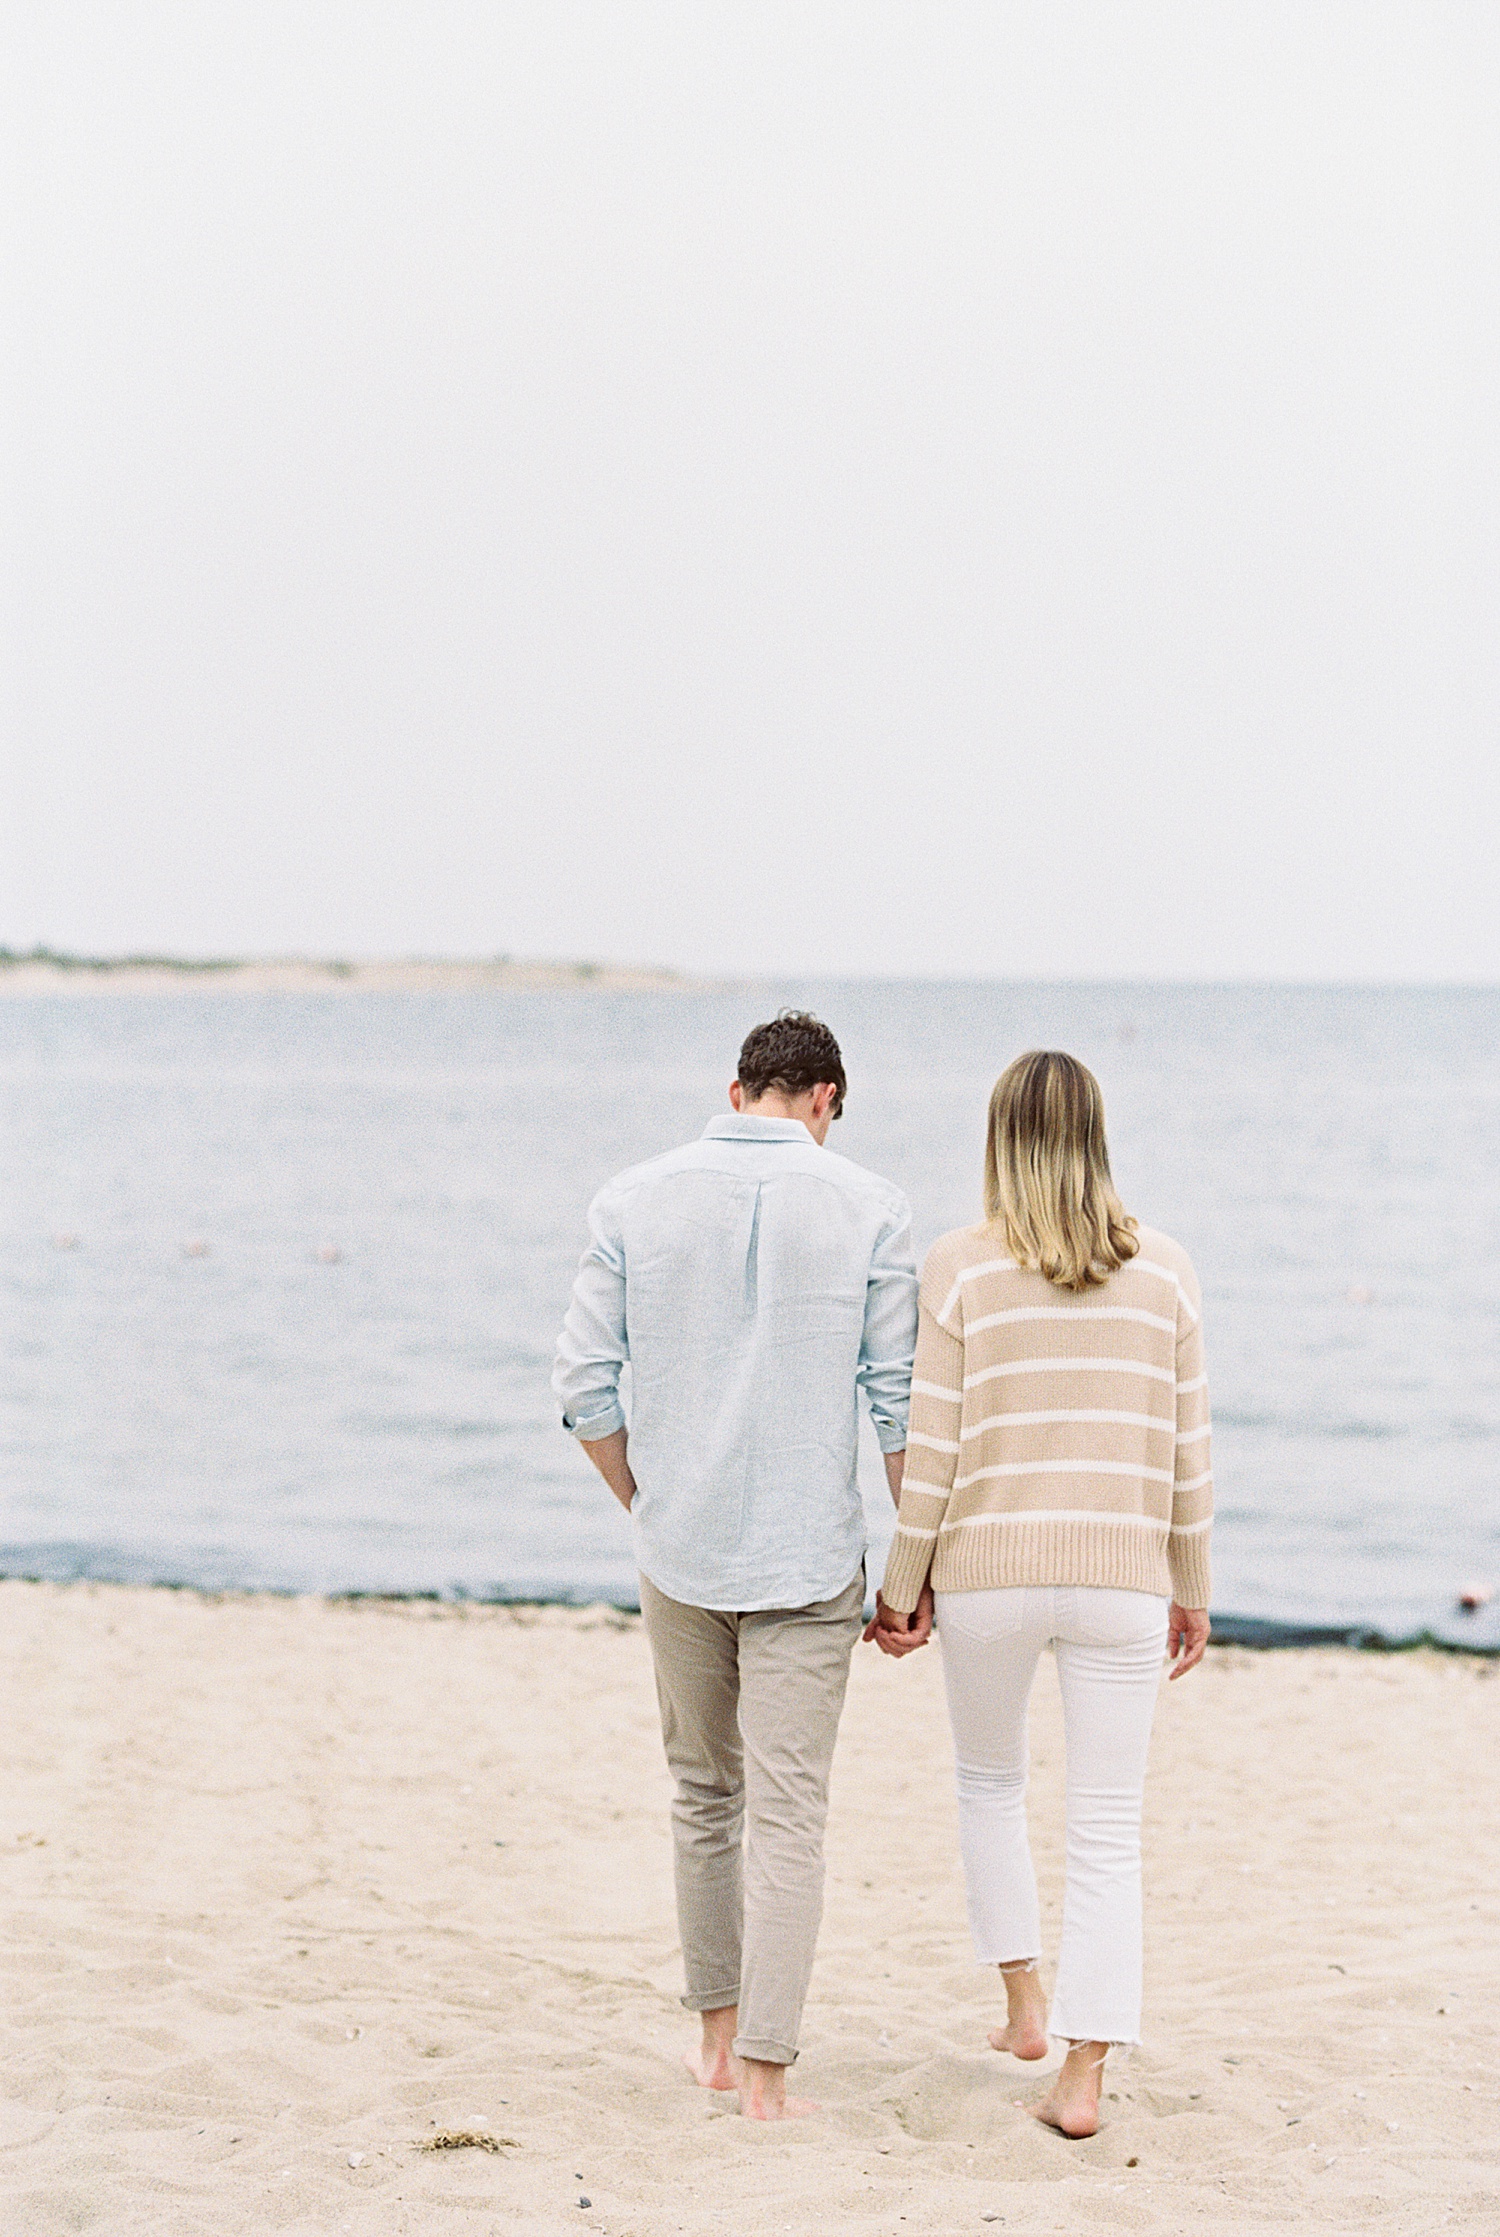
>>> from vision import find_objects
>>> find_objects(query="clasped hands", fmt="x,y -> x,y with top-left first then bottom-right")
862,1582 -> 935,1658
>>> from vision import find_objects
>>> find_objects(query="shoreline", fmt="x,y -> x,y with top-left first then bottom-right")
0,1569 -> 1494,1654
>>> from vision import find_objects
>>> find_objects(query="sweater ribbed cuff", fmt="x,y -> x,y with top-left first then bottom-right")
879,1530 -> 935,1617
1167,1533 -> 1212,1610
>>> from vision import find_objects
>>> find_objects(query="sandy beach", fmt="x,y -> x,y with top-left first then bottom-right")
1,1583 -> 1495,2236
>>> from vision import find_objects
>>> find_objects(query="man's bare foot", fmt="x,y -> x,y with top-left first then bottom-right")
684,2005 -> 739,2092
738,2055 -> 818,2120
1028,2040 -> 1107,2138
988,1960 -> 1049,2060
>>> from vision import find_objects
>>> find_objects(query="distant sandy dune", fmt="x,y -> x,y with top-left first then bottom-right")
0,955 -> 695,995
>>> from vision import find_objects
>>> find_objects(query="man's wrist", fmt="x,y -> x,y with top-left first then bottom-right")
568,1400 -> 627,1443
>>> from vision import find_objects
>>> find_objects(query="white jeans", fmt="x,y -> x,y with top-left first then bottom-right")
935,1583 -> 1169,2047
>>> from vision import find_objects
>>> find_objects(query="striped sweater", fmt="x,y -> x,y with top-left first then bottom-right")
880,1222 -> 1213,1614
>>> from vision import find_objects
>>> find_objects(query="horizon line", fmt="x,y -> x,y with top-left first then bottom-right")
2,945 -> 1497,992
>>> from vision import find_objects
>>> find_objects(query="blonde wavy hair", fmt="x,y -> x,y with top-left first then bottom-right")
984,1050 -> 1139,1291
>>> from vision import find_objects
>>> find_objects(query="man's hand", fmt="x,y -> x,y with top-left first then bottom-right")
862,1583 -> 934,1658
577,1427 -> 638,1514
1167,1602 -> 1210,1678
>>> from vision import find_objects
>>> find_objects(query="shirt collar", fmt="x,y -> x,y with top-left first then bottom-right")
701,1113 -> 815,1145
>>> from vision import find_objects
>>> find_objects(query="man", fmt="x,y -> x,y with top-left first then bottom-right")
553,1010 -> 932,2119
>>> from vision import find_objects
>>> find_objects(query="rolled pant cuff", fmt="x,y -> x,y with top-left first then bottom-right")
1050,2018 -> 1140,2048
732,2034 -> 798,2066
681,1986 -> 741,2013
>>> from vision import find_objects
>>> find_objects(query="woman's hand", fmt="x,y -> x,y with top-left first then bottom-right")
1167,1603 -> 1210,1678
862,1585 -> 934,1657
864,1594 -> 910,1648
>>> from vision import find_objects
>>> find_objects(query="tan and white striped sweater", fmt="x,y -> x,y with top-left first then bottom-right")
880,1222 -> 1213,1614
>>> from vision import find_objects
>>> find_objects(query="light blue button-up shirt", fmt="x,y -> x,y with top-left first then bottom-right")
552,1113 -> 918,1612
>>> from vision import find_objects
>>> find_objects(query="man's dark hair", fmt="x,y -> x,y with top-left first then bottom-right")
736,1011 -> 846,1119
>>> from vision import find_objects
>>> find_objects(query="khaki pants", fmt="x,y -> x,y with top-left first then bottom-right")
639,1567 -> 864,2067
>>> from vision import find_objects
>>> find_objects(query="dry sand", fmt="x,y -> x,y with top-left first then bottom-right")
1,1581 -> 1495,2236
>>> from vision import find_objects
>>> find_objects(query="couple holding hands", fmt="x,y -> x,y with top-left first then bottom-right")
554,1012 -> 1212,2130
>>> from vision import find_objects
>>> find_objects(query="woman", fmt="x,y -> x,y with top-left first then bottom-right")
873,1050 -> 1211,2138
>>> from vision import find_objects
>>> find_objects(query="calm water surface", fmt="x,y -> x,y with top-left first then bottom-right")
3,983 -> 1497,1646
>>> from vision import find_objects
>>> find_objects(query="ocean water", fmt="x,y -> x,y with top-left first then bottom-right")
2,982 -> 1497,1648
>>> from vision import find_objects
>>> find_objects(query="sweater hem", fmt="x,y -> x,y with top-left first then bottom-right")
883,1513 -> 1209,1607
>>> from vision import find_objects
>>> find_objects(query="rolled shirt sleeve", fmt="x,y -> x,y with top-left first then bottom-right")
552,1187 -> 630,1442
855,1199 -> 919,1454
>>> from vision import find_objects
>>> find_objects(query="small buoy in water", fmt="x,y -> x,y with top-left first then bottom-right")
182,1239 -> 210,1258
316,1242 -> 342,1263
1346,1284 -> 1374,1305
1456,1582 -> 1492,1612
51,1232 -> 80,1251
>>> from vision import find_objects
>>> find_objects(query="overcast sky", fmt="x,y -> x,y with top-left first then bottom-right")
4,3 -> 1496,979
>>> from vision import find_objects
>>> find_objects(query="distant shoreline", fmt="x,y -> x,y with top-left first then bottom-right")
0,948 -> 694,995
2,951 -> 1495,994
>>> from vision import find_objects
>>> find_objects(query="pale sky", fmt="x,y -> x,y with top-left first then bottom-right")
4,2 -> 1497,979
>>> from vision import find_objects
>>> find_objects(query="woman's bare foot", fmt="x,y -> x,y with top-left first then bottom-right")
988,1960 -> 1049,2060
738,2056 -> 818,2120
684,2005 -> 739,2091
1029,2040 -> 1107,2138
